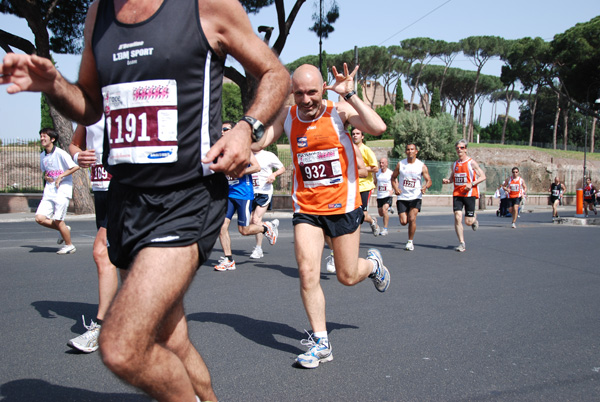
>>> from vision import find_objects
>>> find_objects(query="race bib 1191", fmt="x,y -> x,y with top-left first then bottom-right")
103,79 -> 178,165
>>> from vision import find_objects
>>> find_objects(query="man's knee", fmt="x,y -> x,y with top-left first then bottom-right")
34,214 -> 46,225
336,269 -> 361,286
99,326 -> 141,378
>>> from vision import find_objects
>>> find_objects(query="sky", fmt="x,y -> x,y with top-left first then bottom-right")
1,0 -> 599,141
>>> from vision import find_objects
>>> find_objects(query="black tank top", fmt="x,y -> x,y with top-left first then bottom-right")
93,0 -> 224,187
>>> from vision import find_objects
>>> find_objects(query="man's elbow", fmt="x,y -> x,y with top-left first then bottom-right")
371,122 -> 387,136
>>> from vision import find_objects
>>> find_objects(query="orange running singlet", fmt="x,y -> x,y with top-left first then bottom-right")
452,157 -> 479,198
508,177 -> 523,198
284,101 -> 361,215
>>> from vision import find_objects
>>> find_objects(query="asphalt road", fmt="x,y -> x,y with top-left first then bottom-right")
1,207 -> 599,401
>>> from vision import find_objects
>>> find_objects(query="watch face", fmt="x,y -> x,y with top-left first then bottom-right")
253,123 -> 265,141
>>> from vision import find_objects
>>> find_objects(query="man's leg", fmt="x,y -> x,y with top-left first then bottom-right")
454,210 -> 465,244
251,204 -> 268,248
100,245 -> 214,402
330,229 -> 373,286
381,203 -> 390,229
294,223 -> 326,333
407,208 -> 419,241
218,218 -> 232,256
94,227 -> 118,321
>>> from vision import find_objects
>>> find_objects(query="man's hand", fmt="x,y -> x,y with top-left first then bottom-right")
77,149 -> 97,168
325,63 -> 358,96
1,54 -> 58,95
203,126 -> 252,178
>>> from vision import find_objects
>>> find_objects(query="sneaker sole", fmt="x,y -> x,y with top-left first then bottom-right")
67,341 -> 98,353
296,354 -> 333,369
57,248 -> 76,255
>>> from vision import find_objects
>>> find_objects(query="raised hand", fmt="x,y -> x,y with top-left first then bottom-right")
325,63 -> 358,96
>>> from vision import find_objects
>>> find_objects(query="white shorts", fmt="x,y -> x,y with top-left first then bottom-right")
36,197 -> 69,221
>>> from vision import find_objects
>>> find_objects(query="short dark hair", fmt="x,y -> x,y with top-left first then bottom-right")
39,127 -> 58,142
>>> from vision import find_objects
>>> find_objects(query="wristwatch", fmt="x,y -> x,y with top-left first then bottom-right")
239,116 -> 265,142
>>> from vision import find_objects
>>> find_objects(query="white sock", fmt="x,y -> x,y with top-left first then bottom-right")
407,240 -> 413,243
314,331 -> 328,341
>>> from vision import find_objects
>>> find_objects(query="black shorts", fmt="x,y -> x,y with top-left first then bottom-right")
397,199 -> 422,214
253,193 -> 271,208
292,207 -> 364,238
550,196 -> 561,205
453,196 -> 476,217
360,190 -> 372,211
93,190 -> 109,230
508,197 -> 521,207
377,197 -> 394,209
106,174 -> 228,269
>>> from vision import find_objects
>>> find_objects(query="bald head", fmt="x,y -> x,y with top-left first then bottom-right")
292,64 -> 323,88
292,64 -> 326,120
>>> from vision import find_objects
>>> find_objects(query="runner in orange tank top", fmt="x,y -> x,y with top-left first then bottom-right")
502,167 -> 527,228
254,63 -> 390,369
442,139 -> 486,252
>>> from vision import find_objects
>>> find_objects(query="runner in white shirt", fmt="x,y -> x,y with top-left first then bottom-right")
35,128 -> 80,255
373,157 -> 395,236
391,143 -> 431,251
249,149 -> 285,259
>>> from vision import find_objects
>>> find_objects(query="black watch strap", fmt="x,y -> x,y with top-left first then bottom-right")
344,90 -> 356,101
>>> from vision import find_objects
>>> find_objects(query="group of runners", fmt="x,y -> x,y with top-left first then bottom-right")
2,1 -> 591,400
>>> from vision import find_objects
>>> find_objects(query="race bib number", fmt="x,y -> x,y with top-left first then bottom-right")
90,164 -> 111,182
403,179 -> 416,188
510,184 -> 520,192
297,148 -> 343,188
454,173 -> 467,184
378,184 -> 389,192
103,79 -> 178,165
252,174 -> 259,189
585,190 -> 591,197
552,189 -> 560,196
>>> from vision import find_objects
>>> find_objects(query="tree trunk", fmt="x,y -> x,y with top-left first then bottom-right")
47,99 -> 95,214
528,90 -> 538,147
552,102 -> 560,150
591,117 -> 597,153
562,111 -> 569,151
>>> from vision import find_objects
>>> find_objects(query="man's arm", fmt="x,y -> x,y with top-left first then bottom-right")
329,64 -> 386,136
200,0 -> 290,176
242,153 -> 261,176
391,163 -> 401,195
1,2 -> 103,125
353,143 -> 368,178
421,164 -> 432,194
69,124 -> 98,168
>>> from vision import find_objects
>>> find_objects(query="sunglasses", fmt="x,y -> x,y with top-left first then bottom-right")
222,127 -> 231,132
456,146 -> 466,150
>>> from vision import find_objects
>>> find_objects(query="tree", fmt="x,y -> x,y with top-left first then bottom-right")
460,36 -> 506,142
231,0 -> 307,109
394,77 -> 404,111
1,0 -> 94,213
222,83 -> 243,123
551,16 -> 600,115
308,0 -> 339,73
389,110 -> 459,162
399,38 -> 436,112
430,87 -> 441,118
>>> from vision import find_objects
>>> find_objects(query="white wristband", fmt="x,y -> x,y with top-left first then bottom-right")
73,152 -> 80,164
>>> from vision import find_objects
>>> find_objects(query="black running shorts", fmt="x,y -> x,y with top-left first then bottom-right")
292,207 -> 364,238
453,196 -> 477,217
106,174 -> 228,268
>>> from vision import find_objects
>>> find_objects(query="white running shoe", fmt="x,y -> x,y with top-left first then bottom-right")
264,219 -> 279,245
379,228 -> 388,236
511,223 -> 516,229
405,241 -> 414,251
325,254 -> 336,273
370,217 -> 380,237
296,333 -> 333,369
57,225 -> 71,244
455,242 -> 466,252
67,316 -> 100,353
472,220 -> 479,231
214,257 -> 236,271
367,248 -> 390,292
57,244 -> 76,255
250,247 -> 263,259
